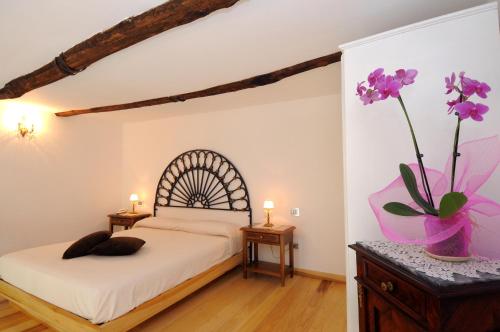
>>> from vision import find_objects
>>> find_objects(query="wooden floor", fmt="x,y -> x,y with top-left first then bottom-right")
0,267 -> 346,332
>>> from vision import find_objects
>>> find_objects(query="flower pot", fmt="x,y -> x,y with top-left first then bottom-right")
424,215 -> 471,262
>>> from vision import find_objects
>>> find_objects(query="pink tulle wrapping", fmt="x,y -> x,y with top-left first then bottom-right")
369,136 -> 500,258
425,213 -> 472,257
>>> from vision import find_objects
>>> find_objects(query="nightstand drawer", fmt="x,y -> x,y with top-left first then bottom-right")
363,259 -> 426,320
246,232 -> 280,244
110,219 -> 133,226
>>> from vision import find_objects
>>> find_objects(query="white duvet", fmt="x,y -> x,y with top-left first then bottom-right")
0,217 -> 242,324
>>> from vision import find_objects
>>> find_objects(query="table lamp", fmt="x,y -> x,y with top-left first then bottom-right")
263,200 -> 274,227
129,193 -> 139,214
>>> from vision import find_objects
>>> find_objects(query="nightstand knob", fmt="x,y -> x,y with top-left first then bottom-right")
381,281 -> 394,292
259,235 -> 263,239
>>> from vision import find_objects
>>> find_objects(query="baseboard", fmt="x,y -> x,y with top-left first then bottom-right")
294,268 -> 346,283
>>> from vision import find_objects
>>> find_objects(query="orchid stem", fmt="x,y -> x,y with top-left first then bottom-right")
397,96 -> 435,208
450,117 -> 461,192
450,95 -> 464,192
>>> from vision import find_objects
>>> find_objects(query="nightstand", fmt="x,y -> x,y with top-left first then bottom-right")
108,213 -> 151,233
241,224 -> 295,286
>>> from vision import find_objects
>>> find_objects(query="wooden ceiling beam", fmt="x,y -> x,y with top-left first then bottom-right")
55,51 -> 342,117
0,0 -> 240,100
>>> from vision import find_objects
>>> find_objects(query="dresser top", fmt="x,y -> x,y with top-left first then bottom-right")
351,241 -> 500,292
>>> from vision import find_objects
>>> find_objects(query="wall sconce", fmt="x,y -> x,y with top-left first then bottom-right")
129,193 -> 139,214
17,116 -> 35,138
263,200 -> 274,227
1,102 -> 45,139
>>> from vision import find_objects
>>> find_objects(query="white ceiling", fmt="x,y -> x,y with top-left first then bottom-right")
0,0 -> 490,116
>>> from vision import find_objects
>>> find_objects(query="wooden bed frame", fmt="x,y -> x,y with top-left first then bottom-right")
0,253 -> 241,332
0,150 -> 253,331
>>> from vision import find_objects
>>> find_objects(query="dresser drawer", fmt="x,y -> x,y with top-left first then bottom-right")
363,259 -> 426,320
246,232 -> 280,244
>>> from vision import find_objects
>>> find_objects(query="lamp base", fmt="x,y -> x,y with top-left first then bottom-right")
264,210 -> 273,228
129,203 -> 138,214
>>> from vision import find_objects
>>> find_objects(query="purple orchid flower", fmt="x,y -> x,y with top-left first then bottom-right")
460,75 -> 490,98
356,81 -> 367,97
455,101 -> 489,121
475,82 -> 491,99
375,75 -> 402,100
445,72 -> 490,117
368,68 -> 384,87
459,71 -> 465,81
445,72 -> 456,94
461,76 -> 479,96
395,69 -> 418,86
360,89 -> 380,105
447,97 -> 460,114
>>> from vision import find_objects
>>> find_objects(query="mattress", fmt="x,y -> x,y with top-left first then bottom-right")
0,217 -> 242,324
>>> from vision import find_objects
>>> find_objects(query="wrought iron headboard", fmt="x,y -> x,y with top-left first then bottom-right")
154,149 -> 252,225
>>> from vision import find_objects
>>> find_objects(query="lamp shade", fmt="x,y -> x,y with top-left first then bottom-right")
263,200 -> 274,209
129,193 -> 139,202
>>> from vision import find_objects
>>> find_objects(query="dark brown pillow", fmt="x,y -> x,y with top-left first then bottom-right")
63,231 -> 112,259
89,237 -> 145,256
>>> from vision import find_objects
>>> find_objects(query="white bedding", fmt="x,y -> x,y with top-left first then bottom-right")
0,217 -> 242,324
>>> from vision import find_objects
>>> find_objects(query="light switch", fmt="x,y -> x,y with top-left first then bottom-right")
291,208 -> 300,217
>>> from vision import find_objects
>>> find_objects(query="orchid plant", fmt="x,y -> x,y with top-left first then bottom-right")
356,68 -> 491,219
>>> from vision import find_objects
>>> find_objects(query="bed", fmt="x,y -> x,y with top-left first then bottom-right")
0,149 -> 253,332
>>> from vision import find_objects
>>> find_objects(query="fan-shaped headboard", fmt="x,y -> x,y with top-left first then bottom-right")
154,149 -> 252,225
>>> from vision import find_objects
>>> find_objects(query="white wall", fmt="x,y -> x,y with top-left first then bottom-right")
341,4 -> 500,331
121,65 -> 346,275
0,110 -> 122,255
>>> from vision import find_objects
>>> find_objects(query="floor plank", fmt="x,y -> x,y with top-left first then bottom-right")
0,267 -> 346,332
1,318 -> 40,332
0,312 -> 34,330
0,305 -> 18,319
22,325 -> 51,332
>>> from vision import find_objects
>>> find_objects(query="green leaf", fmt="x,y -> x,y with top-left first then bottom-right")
439,192 -> 468,219
399,164 -> 438,215
383,202 -> 425,216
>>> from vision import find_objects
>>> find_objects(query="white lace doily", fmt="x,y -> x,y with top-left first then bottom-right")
361,241 -> 500,282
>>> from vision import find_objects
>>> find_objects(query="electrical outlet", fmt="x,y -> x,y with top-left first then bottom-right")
291,208 -> 300,217
138,201 -> 143,206
293,242 -> 299,249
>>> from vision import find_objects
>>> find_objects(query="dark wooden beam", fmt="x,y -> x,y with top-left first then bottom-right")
0,0 -> 240,100
55,51 -> 342,117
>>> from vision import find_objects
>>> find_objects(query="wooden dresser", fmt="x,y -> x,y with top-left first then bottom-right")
350,243 -> 500,332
